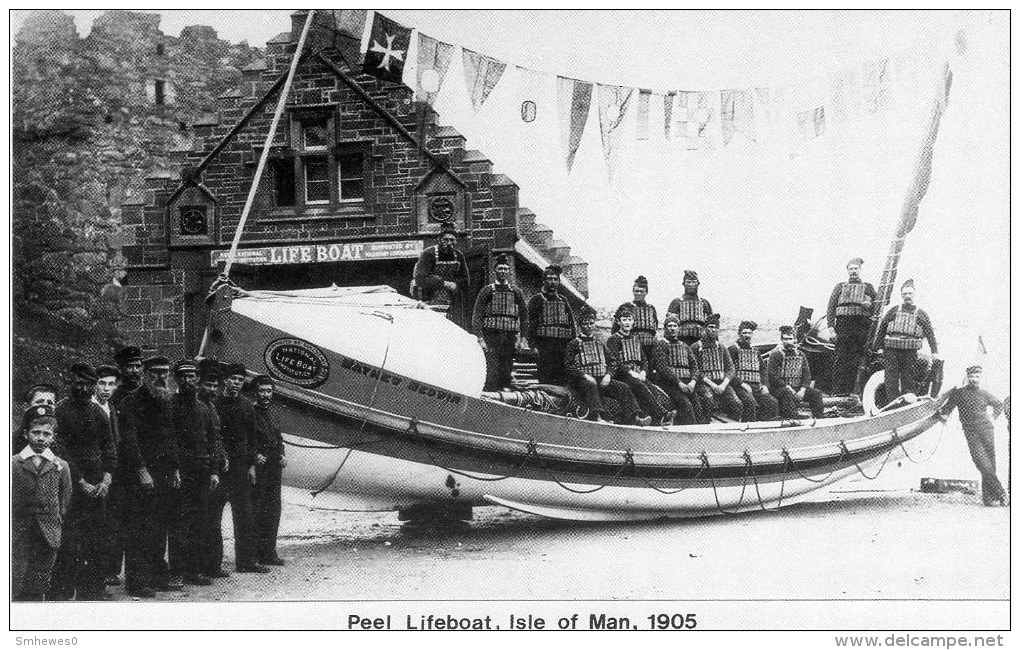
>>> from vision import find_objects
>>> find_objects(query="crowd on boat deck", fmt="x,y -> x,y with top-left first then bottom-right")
12,352 -> 286,601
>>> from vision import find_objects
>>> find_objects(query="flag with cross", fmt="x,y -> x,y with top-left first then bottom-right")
363,12 -> 411,84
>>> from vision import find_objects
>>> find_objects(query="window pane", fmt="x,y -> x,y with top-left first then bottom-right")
338,153 -> 363,179
272,158 -> 295,207
305,157 -> 329,203
303,117 -> 328,148
340,178 -> 364,201
338,153 -> 364,201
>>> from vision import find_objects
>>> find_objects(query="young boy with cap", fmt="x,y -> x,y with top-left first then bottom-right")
472,253 -> 529,391
527,264 -> 577,385
12,383 -> 59,455
938,365 -> 1008,507
12,405 -> 72,601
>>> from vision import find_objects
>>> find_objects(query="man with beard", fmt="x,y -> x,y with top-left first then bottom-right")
105,345 -> 143,584
48,363 -> 117,601
119,356 -> 181,595
826,258 -> 878,394
413,221 -> 471,329
252,375 -> 286,566
527,265 -> 577,385
614,276 -> 659,359
214,364 -> 268,573
170,359 -> 221,585
666,270 -> 714,346
607,307 -> 674,426
691,314 -> 744,422
728,321 -> 779,422
876,279 -> 939,399
112,346 -> 144,406
196,359 -> 230,579
650,314 -> 702,425
767,326 -> 825,420
564,306 -> 645,425
472,253 -> 529,391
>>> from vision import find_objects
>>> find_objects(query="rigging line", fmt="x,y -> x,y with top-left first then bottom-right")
223,10 -> 317,281
310,447 -> 353,497
781,446 -> 846,484
702,452 -> 753,516
744,451 -> 787,512
840,440 -> 896,480
892,422 -> 946,464
404,418 -> 532,483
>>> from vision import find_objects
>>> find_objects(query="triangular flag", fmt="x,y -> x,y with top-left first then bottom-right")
462,48 -> 507,112
416,33 -> 454,104
362,13 -> 411,84
797,106 -> 826,140
557,76 -> 593,173
826,66 -> 860,125
597,83 -> 634,179
676,91 -> 719,149
720,89 -> 755,145
635,89 -> 651,140
333,9 -> 367,39
863,57 -> 892,113
663,91 -> 676,139
515,66 -> 546,124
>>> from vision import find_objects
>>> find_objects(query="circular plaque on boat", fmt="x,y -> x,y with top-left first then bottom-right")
264,337 -> 330,388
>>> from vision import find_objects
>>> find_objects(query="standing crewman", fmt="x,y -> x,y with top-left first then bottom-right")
826,258 -> 877,394
607,306 -> 674,426
767,326 -> 825,420
252,375 -> 286,566
197,359 -> 230,579
92,365 -> 125,588
472,253 -> 529,391
691,314 -> 744,422
666,270 -> 713,346
106,345 -> 143,585
614,276 -> 659,358
214,364 -> 268,574
527,265 -> 577,385
938,365 -> 1007,507
413,221 -> 471,329
563,306 -> 644,425
650,314 -> 702,425
48,363 -> 117,601
171,359 -> 220,586
876,279 -> 939,399
728,321 -> 779,422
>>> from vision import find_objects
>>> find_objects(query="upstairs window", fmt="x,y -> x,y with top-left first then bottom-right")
338,152 -> 365,202
155,80 -> 165,106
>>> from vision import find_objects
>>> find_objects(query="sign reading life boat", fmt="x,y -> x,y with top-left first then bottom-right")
264,337 -> 330,388
210,239 -> 424,267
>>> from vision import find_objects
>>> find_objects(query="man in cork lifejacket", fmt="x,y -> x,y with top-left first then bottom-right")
650,314 -> 702,425
472,253 -> 529,391
875,279 -> 939,399
666,270 -> 713,347
614,275 -> 659,360
727,320 -> 779,422
767,325 -> 825,420
691,313 -> 744,422
826,257 -> 877,394
527,265 -> 577,385
607,306 -> 675,427
413,222 -> 471,329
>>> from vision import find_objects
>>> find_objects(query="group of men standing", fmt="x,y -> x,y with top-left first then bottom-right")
11,348 -> 286,601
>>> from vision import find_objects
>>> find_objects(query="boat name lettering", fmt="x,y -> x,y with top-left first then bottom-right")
337,355 -> 461,405
263,338 -> 330,388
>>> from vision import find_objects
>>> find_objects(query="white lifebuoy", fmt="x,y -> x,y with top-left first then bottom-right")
862,370 -> 885,415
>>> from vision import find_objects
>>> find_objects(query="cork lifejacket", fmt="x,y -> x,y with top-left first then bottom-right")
836,282 -> 868,317
616,335 -> 644,371
699,345 -> 727,381
885,309 -> 923,350
734,347 -> 763,385
483,285 -> 519,331
779,354 -> 805,386
664,339 -> 695,381
429,248 -> 464,306
575,338 -> 607,378
630,303 -> 658,345
536,296 -> 574,339
673,299 -> 706,338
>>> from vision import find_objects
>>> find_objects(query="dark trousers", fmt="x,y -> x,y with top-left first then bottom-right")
733,382 -> 780,422
255,462 -> 283,561
12,523 -> 57,601
774,385 -> 825,419
124,483 -> 156,592
534,337 -> 570,385
833,318 -> 870,394
618,373 -> 668,419
694,382 -> 744,422
482,329 -> 517,391
571,377 -> 639,424
962,422 -> 1006,504
651,374 -> 698,425
884,348 -> 918,398
172,463 -> 212,576
208,460 -> 257,570
104,477 -> 128,578
148,468 -> 182,579
48,490 -> 107,600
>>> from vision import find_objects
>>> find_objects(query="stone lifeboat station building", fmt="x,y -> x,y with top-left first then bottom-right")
122,12 -> 588,358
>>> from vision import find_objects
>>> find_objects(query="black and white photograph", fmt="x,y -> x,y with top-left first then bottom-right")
8,8 -> 1010,642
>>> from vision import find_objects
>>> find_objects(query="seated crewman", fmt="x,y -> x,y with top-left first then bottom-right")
767,325 -> 825,420
606,306 -> 675,427
650,314 -> 702,425
727,320 -> 779,422
563,306 -> 648,426
690,314 -> 744,422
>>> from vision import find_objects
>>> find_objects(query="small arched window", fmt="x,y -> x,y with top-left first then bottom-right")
521,100 -> 536,123
156,43 -> 165,56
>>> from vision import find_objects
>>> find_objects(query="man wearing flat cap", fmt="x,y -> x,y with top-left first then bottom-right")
414,221 -> 471,329
196,358 -> 230,578
826,258 -> 877,394
251,375 -> 286,566
214,363 -> 268,573
876,279 -> 939,399
667,270 -> 714,347
767,326 -> 825,420
728,321 -> 779,422
111,346 -> 144,407
48,363 -> 117,600
527,264 -> 577,385
472,253 -> 529,391
117,355 -> 180,596
691,314 -> 744,422
650,313 -> 702,425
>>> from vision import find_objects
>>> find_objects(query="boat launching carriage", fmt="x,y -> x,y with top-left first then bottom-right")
202,281 -> 942,522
